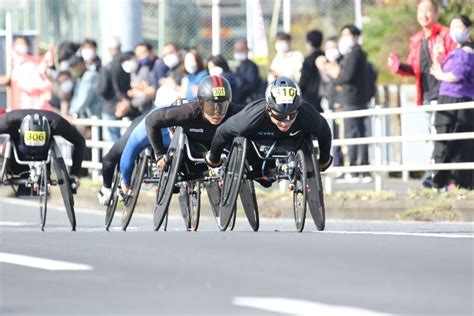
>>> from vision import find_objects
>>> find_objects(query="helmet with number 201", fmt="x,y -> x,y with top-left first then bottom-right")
265,76 -> 302,114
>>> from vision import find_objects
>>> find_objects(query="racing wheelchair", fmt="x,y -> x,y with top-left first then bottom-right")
152,126 -> 242,232
0,126 -> 76,231
104,148 -> 169,231
218,135 -> 325,232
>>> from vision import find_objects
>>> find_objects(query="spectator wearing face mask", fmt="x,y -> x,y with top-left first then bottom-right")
121,42 -> 156,117
300,30 -> 324,113
233,40 -> 263,104
207,55 -> 241,104
316,36 -> 344,170
149,43 -> 182,90
99,52 -> 133,142
50,70 -> 75,117
328,25 -> 371,183
68,55 -> 102,119
181,49 -> 208,100
80,38 -> 101,72
429,15 -> 474,190
268,32 -> 304,83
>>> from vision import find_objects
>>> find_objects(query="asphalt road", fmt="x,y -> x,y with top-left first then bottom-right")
1,197 -> 473,316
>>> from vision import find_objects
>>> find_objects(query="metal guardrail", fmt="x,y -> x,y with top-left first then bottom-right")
58,101 -> 473,192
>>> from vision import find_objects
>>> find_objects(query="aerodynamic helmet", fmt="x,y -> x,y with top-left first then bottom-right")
197,75 -> 232,117
265,76 -> 302,121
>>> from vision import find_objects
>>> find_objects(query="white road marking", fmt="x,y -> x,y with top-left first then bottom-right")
0,221 -> 33,226
0,252 -> 93,271
233,297 -> 391,316
319,230 -> 474,239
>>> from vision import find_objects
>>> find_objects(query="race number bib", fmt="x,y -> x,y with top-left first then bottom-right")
212,87 -> 226,97
271,87 -> 297,104
24,131 -> 46,146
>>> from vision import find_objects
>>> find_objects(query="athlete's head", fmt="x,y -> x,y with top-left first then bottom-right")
265,76 -> 302,132
19,113 -> 51,152
197,75 -> 232,125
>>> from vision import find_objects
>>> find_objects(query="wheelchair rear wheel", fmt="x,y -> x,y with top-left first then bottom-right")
105,167 -> 120,231
293,150 -> 307,232
239,178 -> 259,231
308,150 -> 325,231
122,154 -> 148,231
52,156 -> 76,231
219,137 -> 247,231
153,128 -> 185,231
39,161 -> 48,231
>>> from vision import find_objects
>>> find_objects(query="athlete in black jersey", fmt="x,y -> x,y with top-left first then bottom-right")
145,75 -> 242,171
205,76 -> 332,185
0,109 -> 86,186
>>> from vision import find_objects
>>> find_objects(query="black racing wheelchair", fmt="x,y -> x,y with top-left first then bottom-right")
152,127 -> 242,232
0,134 -> 76,231
104,147 -> 167,231
218,135 -> 325,232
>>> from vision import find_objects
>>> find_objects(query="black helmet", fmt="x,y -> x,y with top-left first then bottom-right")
19,113 -> 51,149
265,76 -> 302,115
197,75 -> 232,116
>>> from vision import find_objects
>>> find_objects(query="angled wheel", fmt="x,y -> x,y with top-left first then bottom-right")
122,154 -> 148,231
219,137 -> 247,231
178,186 -> 191,230
51,144 -> 76,231
204,180 -> 221,227
188,181 -> 201,231
293,150 -> 307,232
105,167 -> 120,231
239,178 -> 259,231
38,161 -> 48,231
227,205 -> 237,231
307,146 -> 326,231
153,127 -> 185,231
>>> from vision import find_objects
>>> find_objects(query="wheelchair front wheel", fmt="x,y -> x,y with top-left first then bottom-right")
292,150 -> 307,232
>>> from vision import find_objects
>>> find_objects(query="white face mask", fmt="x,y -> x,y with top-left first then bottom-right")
121,60 -> 138,73
184,60 -> 198,74
163,53 -> 180,69
233,52 -> 247,62
209,66 -> 223,76
450,28 -> 471,44
81,48 -> 96,62
275,41 -> 290,54
60,80 -> 74,94
325,48 -> 341,62
338,36 -> 355,55
15,44 -> 29,55
59,60 -> 70,71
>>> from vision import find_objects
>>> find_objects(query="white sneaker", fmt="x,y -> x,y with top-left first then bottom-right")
98,187 -> 112,205
360,175 -> 373,184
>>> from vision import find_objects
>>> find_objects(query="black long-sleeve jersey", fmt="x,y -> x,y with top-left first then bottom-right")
208,99 -> 332,163
0,110 -> 86,176
145,100 -> 242,158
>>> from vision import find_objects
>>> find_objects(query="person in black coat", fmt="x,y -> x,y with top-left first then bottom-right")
300,30 -> 324,113
233,40 -> 263,104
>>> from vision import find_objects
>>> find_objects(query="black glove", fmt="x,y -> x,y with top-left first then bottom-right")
319,155 -> 333,172
205,151 -> 223,168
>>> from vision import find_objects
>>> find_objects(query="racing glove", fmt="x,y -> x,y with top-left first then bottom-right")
319,155 -> 333,172
204,151 -> 223,168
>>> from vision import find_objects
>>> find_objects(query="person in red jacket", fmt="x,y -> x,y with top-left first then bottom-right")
388,0 -> 457,106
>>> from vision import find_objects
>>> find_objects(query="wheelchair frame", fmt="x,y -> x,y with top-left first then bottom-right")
0,137 -> 76,231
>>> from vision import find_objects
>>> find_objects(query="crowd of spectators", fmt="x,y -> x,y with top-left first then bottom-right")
1,0 -> 472,190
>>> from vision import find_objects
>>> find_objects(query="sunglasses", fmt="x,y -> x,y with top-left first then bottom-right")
268,110 -> 298,122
